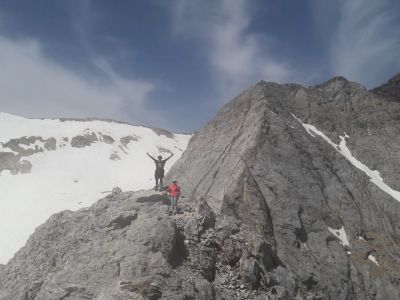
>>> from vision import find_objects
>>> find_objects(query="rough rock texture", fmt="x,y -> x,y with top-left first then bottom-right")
99,134 -> 115,144
151,128 -> 175,139
0,131 -> 140,175
166,74 -> 400,299
0,136 -> 57,174
120,135 -> 140,147
2,74 -> 400,299
70,133 -> 99,148
2,136 -> 57,156
370,73 -> 400,103
0,152 -> 20,173
0,190 -> 180,299
0,152 -> 33,174
0,190 -> 262,299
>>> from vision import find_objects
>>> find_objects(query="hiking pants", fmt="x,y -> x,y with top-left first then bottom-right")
169,196 -> 178,208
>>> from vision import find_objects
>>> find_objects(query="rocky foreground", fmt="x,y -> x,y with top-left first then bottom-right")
0,188 -> 279,299
1,74 -> 400,299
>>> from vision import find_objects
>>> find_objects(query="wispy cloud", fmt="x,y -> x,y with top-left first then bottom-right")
171,0 -> 294,101
0,35 -> 157,124
0,0 -> 169,128
327,0 -> 400,87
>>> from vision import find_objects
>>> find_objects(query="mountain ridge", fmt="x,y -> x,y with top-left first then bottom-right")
1,74 -> 400,299
0,112 -> 188,137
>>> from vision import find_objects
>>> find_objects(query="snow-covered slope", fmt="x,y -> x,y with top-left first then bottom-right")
0,112 -> 190,263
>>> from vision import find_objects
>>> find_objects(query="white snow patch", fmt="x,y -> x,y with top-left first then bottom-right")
368,254 -> 379,266
358,236 -> 366,241
0,113 -> 191,263
292,114 -> 400,202
328,226 -> 350,247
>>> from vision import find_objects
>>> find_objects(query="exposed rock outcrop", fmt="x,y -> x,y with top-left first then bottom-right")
70,133 -> 99,148
370,73 -> 400,102
166,74 -> 400,299
2,74 -> 400,299
0,190 -> 270,299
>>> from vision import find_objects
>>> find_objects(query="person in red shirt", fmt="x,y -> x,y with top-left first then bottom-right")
167,180 -> 181,211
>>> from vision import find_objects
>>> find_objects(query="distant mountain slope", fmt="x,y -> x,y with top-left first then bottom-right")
0,113 -> 190,263
370,73 -> 400,102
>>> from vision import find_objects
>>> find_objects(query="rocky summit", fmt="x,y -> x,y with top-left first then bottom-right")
1,74 -> 400,299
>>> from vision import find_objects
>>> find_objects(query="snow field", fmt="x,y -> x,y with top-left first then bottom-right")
0,113 -> 190,263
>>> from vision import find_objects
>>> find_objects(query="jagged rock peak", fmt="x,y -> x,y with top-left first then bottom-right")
370,72 -> 400,102
167,75 -> 400,298
312,76 -> 368,94
383,72 -> 400,84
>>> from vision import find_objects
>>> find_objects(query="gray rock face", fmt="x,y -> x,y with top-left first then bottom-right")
70,133 -> 98,148
0,153 -> 32,175
99,134 -> 115,144
0,191 -> 186,299
0,152 -> 20,173
3,136 -> 56,156
0,131 -> 139,174
370,73 -> 400,102
166,74 -> 400,298
120,135 -> 140,147
151,128 -> 175,139
0,136 -> 57,174
2,75 -> 400,299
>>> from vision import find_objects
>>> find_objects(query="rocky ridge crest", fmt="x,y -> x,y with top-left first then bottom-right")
2,74 -> 400,299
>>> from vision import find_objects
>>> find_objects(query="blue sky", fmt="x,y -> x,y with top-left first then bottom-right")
0,0 -> 399,132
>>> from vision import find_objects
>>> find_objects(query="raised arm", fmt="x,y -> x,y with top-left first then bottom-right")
165,153 -> 174,161
147,152 -> 156,161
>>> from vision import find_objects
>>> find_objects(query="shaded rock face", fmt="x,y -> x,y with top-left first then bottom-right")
0,136 -> 57,174
120,135 -> 140,147
2,75 -> 400,299
3,136 -> 57,156
166,75 -> 400,298
370,73 -> 400,103
151,127 -> 175,139
70,133 -> 98,148
0,152 -> 33,174
0,152 -> 20,173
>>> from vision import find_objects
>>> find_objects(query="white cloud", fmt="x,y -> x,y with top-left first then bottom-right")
172,0 -> 294,101
0,35 -> 158,124
329,0 -> 400,87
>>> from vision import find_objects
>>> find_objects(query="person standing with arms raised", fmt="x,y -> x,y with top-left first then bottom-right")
147,152 -> 174,190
